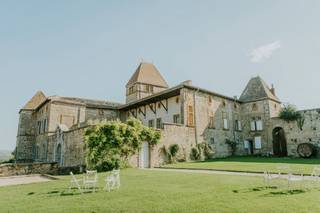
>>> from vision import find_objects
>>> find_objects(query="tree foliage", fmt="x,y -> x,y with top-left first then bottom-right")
84,118 -> 161,171
279,104 -> 302,122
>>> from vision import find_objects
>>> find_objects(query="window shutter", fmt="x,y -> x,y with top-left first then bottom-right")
223,118 -> 228,129
238,121 -> 242,131
257,120 -> 263,130
250,121 -> 256,131
254,136 -> 262,149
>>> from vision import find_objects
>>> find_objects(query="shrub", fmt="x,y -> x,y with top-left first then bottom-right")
160,144 -> 180,164
201,142 -> 213,159
191,147 -> 201,160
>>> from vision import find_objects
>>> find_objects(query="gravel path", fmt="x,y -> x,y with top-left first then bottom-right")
0,175 -> 53,187
149,168 -> 317,180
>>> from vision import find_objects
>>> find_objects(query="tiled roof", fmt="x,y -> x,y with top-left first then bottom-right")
22,91 -> 47,110
51,96 -> 122,109
126,62 -> 169,88
239,76 -> 280,102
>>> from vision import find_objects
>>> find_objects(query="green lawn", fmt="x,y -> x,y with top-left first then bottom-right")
1,169 -> 320,212
162,156 -> 320,175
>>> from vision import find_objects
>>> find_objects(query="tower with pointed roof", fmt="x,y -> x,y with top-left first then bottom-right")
16,91 -> 47,162
126,62 -> 169,103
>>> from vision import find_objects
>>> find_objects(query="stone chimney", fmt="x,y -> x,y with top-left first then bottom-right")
270,84 -> 276,96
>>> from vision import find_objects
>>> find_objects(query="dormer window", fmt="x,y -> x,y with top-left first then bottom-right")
145,85 -> 154,93
252,103 -> 258,111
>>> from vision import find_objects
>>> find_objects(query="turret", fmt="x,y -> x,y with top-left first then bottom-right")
126,62 -> 169,103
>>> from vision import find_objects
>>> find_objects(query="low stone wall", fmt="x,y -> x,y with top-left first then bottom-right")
0,162 -> 58,177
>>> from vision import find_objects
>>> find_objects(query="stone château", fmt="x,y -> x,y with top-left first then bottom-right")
15,62 -> 320,168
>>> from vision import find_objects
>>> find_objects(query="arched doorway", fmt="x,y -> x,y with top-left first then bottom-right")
272,127 -> 287,157
56,144 -> 62,165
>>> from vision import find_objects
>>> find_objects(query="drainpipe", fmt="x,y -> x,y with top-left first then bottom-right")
232,96 -> 237,144
193,89 -> 200,145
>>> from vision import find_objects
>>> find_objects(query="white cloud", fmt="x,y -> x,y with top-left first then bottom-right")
250,41 -> 281,63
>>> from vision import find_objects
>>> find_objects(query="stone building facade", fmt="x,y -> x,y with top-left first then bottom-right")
15,62 -> 320,168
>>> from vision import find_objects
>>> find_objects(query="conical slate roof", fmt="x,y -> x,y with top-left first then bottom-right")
22,91 -> 47,110
126,62 -> 169,88
239,76 -> 280,102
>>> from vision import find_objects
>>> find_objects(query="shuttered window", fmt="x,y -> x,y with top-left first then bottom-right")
251,118 -> 263,131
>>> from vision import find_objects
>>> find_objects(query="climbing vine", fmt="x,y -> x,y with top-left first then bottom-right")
84,118 -> 161,171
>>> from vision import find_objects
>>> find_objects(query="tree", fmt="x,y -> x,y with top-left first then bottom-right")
84,118 -> 161,171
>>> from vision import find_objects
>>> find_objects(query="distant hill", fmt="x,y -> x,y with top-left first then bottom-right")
0,150 -> 13,163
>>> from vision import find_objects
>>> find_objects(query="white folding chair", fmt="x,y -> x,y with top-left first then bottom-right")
263,170 -> 280,187
287,171 -> 304,190
311,166 -> 320,187
276,165 -> 290,178
83,170 -> 98,192
68,172 -> 83,194
104,170 -> 121,192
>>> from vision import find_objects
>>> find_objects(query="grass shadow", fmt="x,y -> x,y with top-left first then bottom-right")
60,191 -> 81,196
27,192 -> 35,195
232,186 -> 278,194
264,189 -> 307,196
47,190 -> 59,194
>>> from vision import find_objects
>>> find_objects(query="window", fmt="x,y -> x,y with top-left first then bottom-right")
209,116 -> 215,129
235,120 -> 242,131
145,85 -> 154,93
43,119 -> 47,133
252,103 -> 258,111
250,117 -> 263,131
148,120 -> 154,128
254,136 -> 262,149
158,102 -> 161,109
98,109 -> 104,116
173,114 -> 180,124
176,97 -> 180,103
210,137 -> 215,144
128,86 -> 134,95
222,112 -> 228,130
208,96 -> 212,104
156,118 -> 162,129
222,100 -> 226,107
188,105 -> 194,126
37,121 -> 42,134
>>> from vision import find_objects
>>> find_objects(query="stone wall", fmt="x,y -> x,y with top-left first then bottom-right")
85,108 -> 119,121
128,123 -> 196,168
0,162 -> 58,177
62,128 -> 86,167
269,109 -> 320,157
182,88 -> 245,158
16,110 -> 35,162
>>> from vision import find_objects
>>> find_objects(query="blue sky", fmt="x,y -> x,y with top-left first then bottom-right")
1,0 -> 320,150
